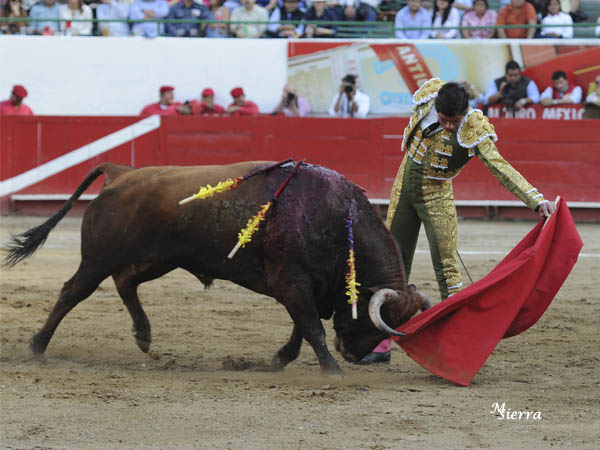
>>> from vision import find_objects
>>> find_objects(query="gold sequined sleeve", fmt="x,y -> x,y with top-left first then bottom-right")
476,138 -> 545,210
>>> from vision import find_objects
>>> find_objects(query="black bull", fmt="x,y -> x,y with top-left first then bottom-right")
4,161 -> 429,374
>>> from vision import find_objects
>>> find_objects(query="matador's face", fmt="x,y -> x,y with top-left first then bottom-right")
437,112 -> 464,132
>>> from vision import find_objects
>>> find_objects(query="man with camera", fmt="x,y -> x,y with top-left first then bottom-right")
328,74 -> 370,118
272,84 -> 310,117
484,60 -> 540,113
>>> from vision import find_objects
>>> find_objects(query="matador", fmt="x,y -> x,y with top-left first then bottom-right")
387,78 -> 556,300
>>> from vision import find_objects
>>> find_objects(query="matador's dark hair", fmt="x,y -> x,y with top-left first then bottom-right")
435,82 -> 470,117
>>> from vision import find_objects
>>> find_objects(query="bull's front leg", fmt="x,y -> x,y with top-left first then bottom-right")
281,299 -> 341,375
271,325 -> 303,370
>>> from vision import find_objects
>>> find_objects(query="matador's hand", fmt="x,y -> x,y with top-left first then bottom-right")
538,200 -> 556,218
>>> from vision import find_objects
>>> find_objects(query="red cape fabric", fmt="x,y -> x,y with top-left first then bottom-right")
393,199 -> 583,386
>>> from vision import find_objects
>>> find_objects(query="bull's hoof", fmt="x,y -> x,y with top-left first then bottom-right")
135,336 -> 151,353
269,354 -> 288,372
29,336 -> 48,355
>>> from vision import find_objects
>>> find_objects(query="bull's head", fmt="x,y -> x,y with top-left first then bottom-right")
333,285 -> 431,363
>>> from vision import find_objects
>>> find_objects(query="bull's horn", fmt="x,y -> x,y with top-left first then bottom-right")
368,288 -> 405,337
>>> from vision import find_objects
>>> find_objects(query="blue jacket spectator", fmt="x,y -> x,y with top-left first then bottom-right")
166,0 -> 213,37
129,0 -> 169,38
28,0 -> 60,34
301,0 -> 337,37
267,0 -> 305,38
97,0 -> 131,37
394,0 -> 432,39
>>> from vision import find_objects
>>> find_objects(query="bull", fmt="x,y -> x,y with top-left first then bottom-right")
4,161 -> 430,374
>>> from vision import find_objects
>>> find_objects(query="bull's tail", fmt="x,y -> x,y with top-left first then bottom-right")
3,165 -> 107,267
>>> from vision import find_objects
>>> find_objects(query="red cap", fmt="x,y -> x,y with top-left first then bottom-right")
230,87 -> 244,98
12,85 -> 28,99
202,88 -> 215,97
160,85 -> 174,94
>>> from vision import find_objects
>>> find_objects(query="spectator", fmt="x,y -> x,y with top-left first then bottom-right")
165,0 -> 213,37
430,0 -> 461,39
559,0 -> 586,23
461,0 -> 497,39
190,88 -> 227,114
0,0 -> 28,35
496,0 -> 537,39
540,70 -> 582,106
227,86 -> 259,116
129,0 -> 169,37
340,0 -> 379,23
230,0 -> 269,38
272,84 -> 310,117
540,0 -> 573,38
0,85 -> 34,115
583,75 -> 600,119
394,0 -> 432,39
302,0 -> 337,38
28,0 -> 61,34
255,0 -> 277,13
140,85 -> 181,116
205,0 -> 230,37
328,73 -> 370,118
97,0 -> 132,36
59,0 -> 93,35
267,0 -> 304,38
484,60 -> 540,112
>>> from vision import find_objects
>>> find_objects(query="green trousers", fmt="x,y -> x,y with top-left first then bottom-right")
387,155 -> 462,299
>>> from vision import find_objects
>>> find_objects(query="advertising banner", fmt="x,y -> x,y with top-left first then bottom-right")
287,41 -> 600,116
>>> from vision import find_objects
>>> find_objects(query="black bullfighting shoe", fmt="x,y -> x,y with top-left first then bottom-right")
357,350 -> 391,365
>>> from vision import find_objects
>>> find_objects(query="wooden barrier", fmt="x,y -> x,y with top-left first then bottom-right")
1,115 -> 599,221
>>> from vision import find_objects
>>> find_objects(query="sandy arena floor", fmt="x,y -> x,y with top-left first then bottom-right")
1,215 -> 599,449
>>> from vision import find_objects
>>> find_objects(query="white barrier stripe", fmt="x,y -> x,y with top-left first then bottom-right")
0,115 -> 161,197
415,249 -> 599,258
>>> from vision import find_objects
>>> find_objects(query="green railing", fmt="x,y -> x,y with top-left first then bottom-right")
1,17 -> 598,39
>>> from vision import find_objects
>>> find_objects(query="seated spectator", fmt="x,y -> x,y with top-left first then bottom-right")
230,0 -> 268,38
583,75 -> 600,119
394,0 -> 432,39
0,0 -> 28,35
165,0 -> 213,37
340,0 -> 379,23
97,0 -> 132,36
302,0 -> 337,38
484,60 -> 540,111
496,0 -> 537,39
540,70 -> 582,106
227,87 -> 259,116
129,0 -> 169,38
540,0 -> 573,38
59,0 -> 93,35
272,84 -> 310,117
0,85 -> 34,116
267,0 -> 305,38
140,85 -> 181,116
189,88 -> 227,115
461,0 -> 497,39
28,0 -> 61,34
328,74 -> 370,118
205,0 -> 230,37
430,0 -> 461,39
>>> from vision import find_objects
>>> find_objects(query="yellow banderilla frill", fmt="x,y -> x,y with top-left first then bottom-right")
227,202 -> 272,259
178,178 -> 241,205
345,249 -> 361,319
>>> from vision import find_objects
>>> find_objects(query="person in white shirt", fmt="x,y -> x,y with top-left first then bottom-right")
540,70 -> 582,106
328,74 -> 370,118
58,0 -> 93,35
430,0 -> 461,39
394,0 -> 432,39
540,0 -> 573,38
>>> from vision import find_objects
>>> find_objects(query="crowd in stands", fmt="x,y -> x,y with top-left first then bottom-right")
1,0 -> 598,37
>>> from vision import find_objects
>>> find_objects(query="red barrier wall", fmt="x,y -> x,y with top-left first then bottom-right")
1,115 -> 599,220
